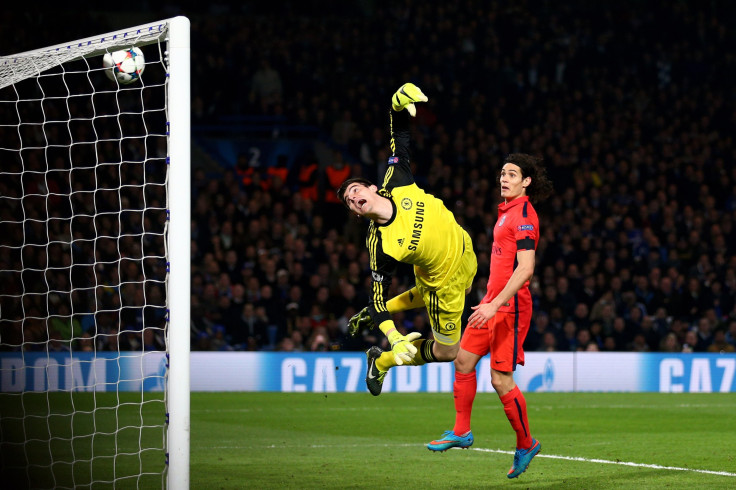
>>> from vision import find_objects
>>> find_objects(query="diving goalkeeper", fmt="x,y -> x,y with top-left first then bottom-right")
337,83 -> 477,396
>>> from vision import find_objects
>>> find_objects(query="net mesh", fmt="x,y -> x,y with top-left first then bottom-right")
0,23 -> 172,489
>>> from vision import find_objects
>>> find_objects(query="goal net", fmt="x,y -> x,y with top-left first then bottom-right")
0,17 -> 190,489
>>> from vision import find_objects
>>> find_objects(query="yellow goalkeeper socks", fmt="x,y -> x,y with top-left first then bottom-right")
376,351 -> 396,372
409,339 -> 436,366
377,339 -> 436,370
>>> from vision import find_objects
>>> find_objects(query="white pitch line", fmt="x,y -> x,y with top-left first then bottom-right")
206,444 -> 736,477
210,443 -> 736,477
469,447 -> 736,477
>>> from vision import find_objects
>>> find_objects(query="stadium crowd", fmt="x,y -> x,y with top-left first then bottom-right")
187,1 -> 736,355
2,1 -> 736,356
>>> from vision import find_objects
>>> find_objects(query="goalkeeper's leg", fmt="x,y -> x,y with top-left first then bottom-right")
375,337 -> 460,371
375,338 -> 435,371
350,287 -> 424,337
386,286 -> 425,313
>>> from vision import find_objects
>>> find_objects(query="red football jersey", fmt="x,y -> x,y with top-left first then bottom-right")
483,196 -> 539,312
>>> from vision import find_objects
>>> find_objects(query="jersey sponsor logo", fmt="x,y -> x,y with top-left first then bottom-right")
372,271 -> 384,282
492,244 -> 502,255
388,156 -> 399,165
408,201 -> 425,251
401,197 -> 412,210
498,215 -> 507,226
397,238 -> 404,247
517,224 -> 534,231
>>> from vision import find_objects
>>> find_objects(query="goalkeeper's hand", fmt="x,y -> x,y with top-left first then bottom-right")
387,331 -> 421,366
348,307 -> 373,337
392,83 -> 428,117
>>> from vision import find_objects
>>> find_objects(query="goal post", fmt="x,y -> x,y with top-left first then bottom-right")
166,16 -> 191,490
0,16 -> 190,489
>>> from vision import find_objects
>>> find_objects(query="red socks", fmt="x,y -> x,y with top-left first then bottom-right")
500,386 -> 533,449
452,371 -> 476,435
452,373 -> 533,449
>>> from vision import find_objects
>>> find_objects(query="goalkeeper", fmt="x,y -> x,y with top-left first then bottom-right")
337,83 -> 477,396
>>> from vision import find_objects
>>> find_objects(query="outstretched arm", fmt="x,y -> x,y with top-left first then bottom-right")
382,83 -> 428,189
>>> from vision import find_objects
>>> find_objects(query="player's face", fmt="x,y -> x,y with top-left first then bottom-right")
499,163 -> 530,202
344,183 -> 379,216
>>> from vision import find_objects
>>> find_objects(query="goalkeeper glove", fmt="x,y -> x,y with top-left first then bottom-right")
392,83 -> 428,117
348,307 -> 374,337
387,330 -> 421,366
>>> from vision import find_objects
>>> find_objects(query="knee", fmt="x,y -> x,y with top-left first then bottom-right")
454,356 -> 474,373
491,372 -> 515,395
433,342 -> 459,363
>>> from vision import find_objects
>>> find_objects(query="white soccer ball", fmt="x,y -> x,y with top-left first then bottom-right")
103,47 -> 145,84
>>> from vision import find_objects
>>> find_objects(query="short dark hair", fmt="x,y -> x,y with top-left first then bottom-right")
503,153 -> 554,203
336,177 -> 374,207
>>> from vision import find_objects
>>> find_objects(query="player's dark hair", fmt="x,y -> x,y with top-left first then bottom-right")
503,153 -> 553,203
337,177 -> 374,207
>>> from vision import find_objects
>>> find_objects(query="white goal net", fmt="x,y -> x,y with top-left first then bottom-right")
0,17 -> 190,489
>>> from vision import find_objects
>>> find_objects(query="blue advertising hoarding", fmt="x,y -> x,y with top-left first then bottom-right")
1,351 -> 734,393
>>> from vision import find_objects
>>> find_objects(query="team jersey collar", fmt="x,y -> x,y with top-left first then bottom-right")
498,195 -> 529,212
376,195 -> 397,227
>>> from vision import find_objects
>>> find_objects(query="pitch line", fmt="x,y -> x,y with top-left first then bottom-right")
469,447 -> 736,477
223,443 -> 736,477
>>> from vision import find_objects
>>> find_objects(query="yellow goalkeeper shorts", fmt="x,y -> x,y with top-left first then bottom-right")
414,230 -> 476,345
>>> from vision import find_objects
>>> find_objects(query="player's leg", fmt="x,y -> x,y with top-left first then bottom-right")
452,326 -> 488,436
377,276 -> 465,377
381,286 -> 460,370
366,286 -> 433,394
368,233 -> 476,393
349,287 -> 424,337
427,326 -> 487,452
415,234 -> 476,365
490,310 -> 541,478
386,286 -> 425,312
427,239 -> 483,450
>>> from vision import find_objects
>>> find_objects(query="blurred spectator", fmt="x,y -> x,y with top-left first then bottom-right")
708,329 -> 736,354
250,58 -> 283,110
660,333 -> 682,353
726,321 -> 736,348
48,303 -> 81,350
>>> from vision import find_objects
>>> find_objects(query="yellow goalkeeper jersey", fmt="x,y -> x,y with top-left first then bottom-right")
366,110 -> 467,325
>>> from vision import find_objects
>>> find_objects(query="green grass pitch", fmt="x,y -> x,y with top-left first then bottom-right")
192,392 -> 736,489
2,392 -> 735,488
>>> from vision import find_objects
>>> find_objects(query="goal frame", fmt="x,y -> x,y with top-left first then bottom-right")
0,16 -> 191,489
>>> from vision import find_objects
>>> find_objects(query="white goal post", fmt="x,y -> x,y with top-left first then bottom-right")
0,16 -> 190,489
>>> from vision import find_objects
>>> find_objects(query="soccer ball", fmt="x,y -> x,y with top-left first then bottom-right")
103,47 -> 145,84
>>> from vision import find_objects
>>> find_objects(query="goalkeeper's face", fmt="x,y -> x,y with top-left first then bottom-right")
344,182 -> 379,217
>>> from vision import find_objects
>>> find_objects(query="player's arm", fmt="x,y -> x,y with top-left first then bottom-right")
366,241 -> 421,364
363,223 -> 399,332
366,266 -> 410,344
366,267 -> 394,335
366,265 -> 420,364
467,249 -> 535,329
382,83 -> 428,189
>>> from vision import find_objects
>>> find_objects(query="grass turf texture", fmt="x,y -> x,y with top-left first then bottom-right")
193,392 -> 736,489
2,392 -> 734,488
